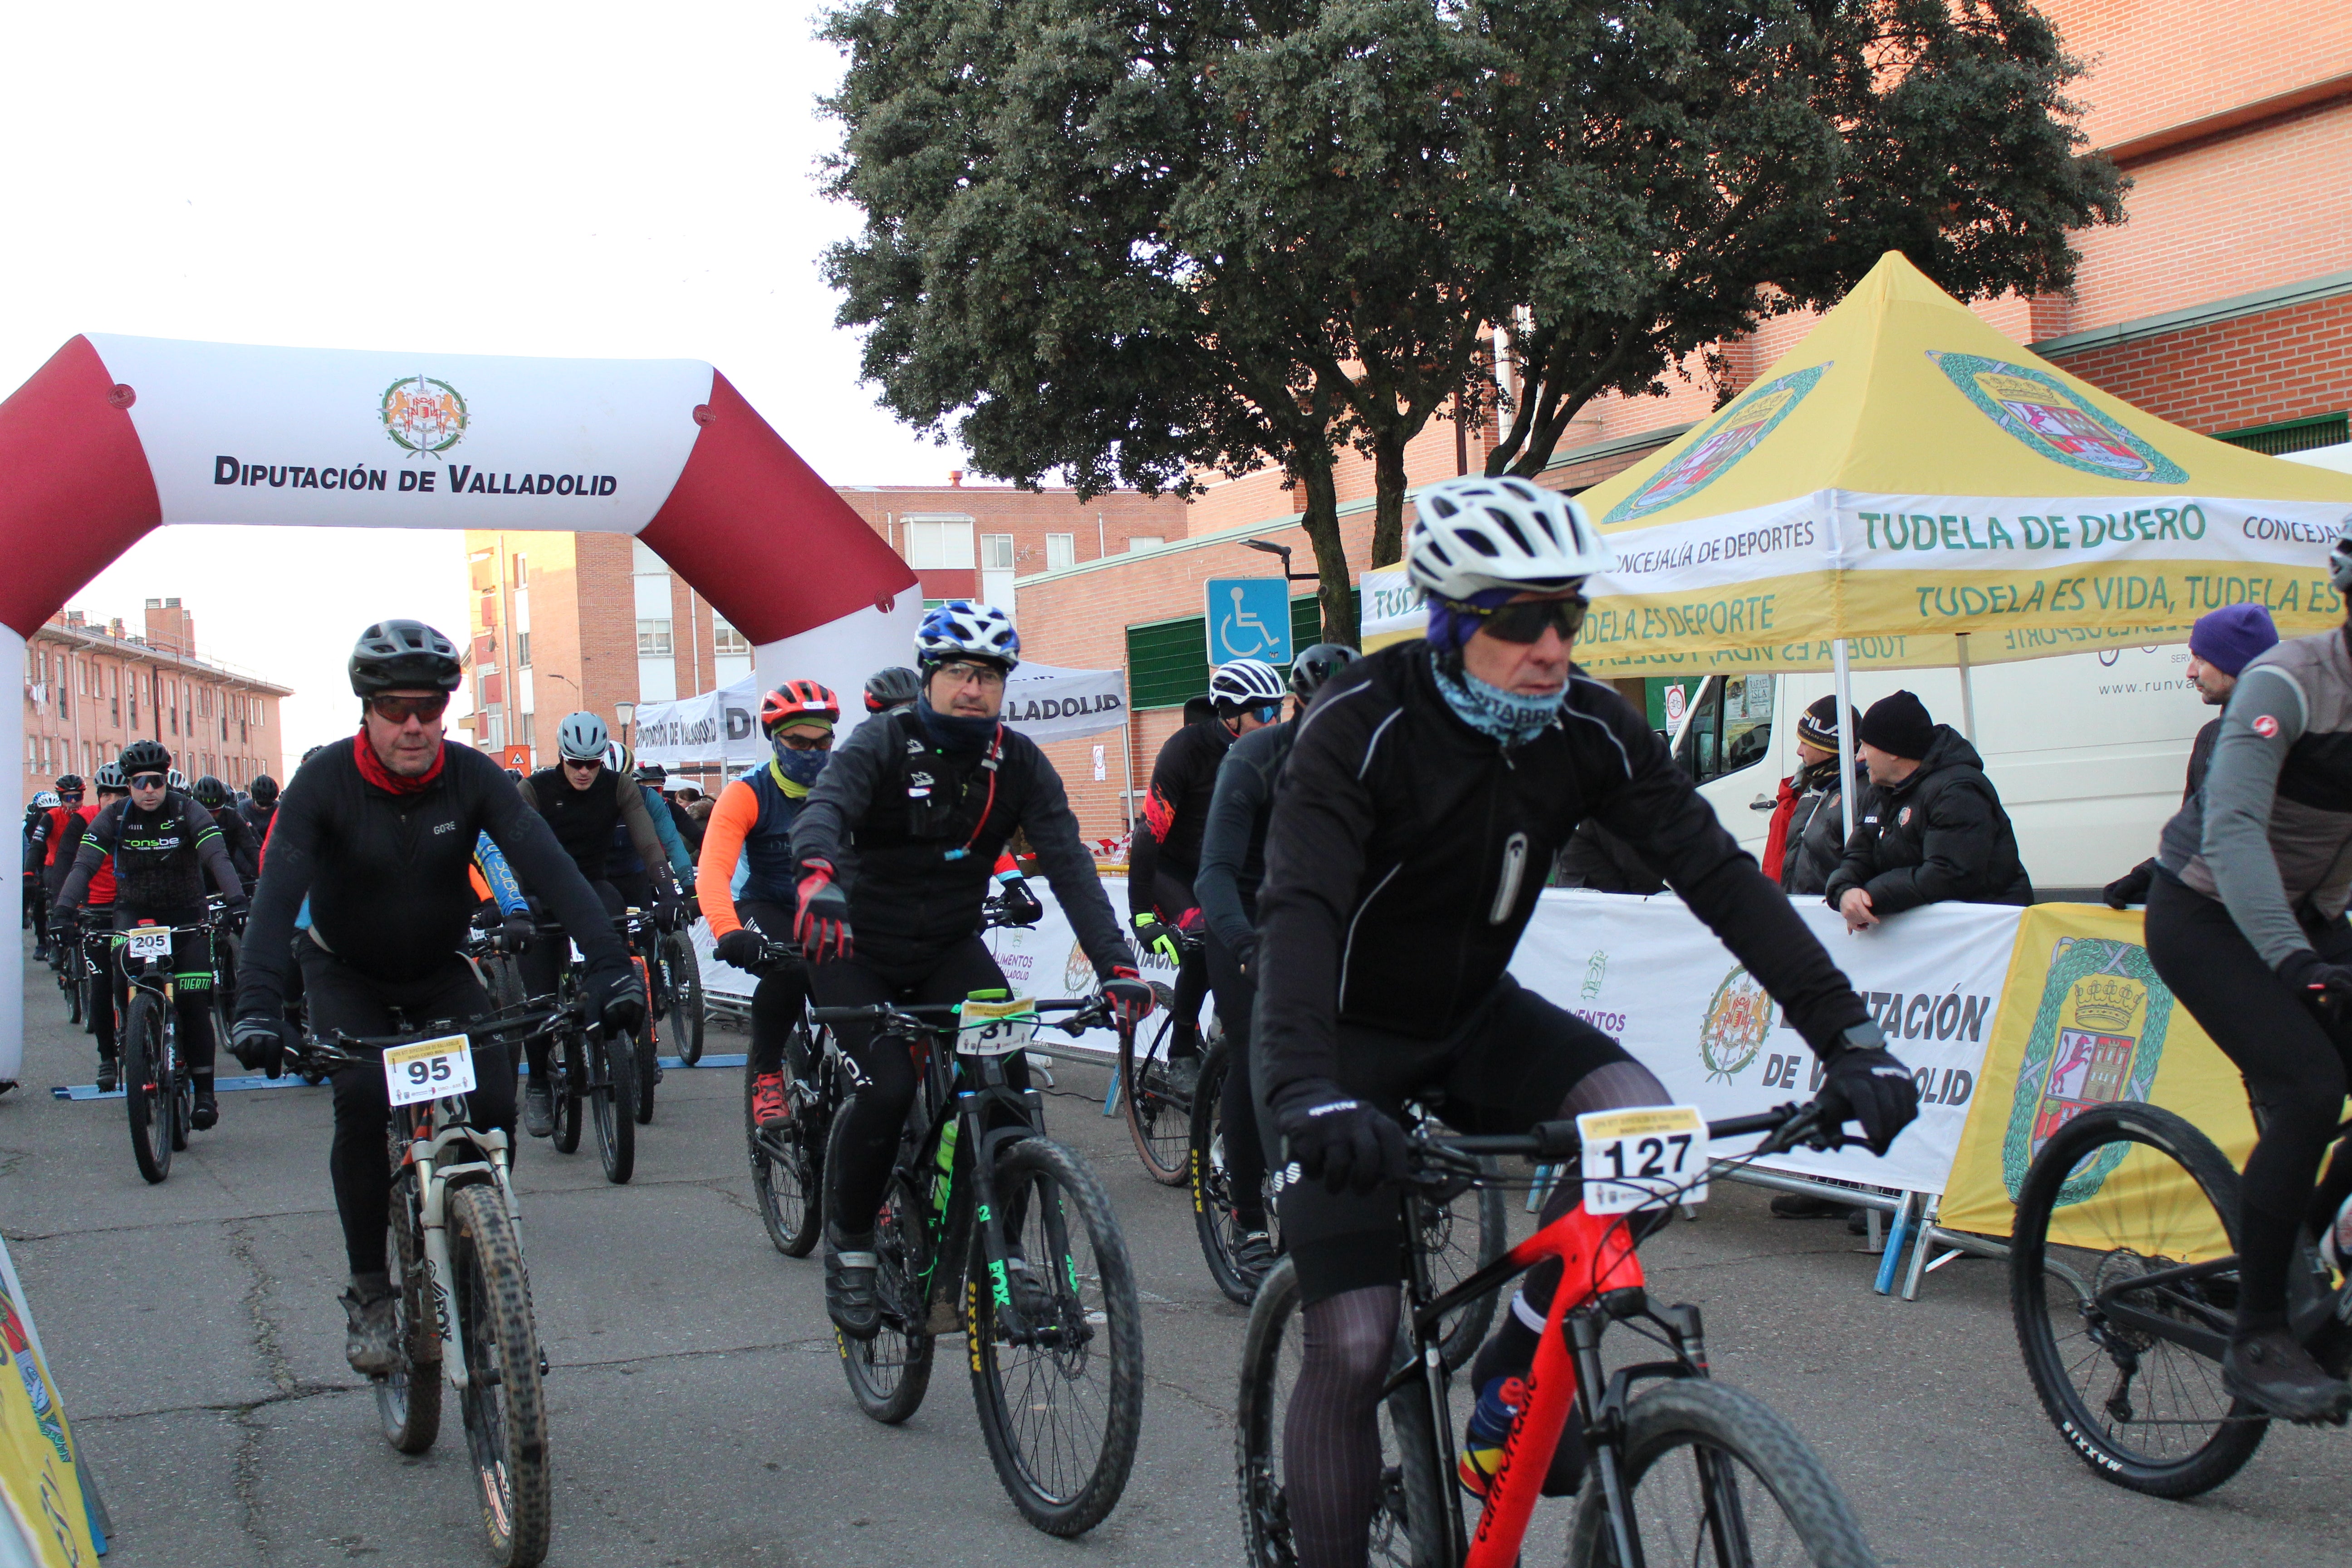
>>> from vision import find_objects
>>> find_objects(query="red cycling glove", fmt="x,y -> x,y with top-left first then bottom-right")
795,859 -> 854,963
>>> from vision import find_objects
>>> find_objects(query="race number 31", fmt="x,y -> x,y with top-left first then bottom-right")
1577,1105 -> 1709,1215
382,1034 -> 477,1107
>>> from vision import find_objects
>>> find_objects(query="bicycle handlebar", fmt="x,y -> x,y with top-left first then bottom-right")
808,995 -> 1115,1037
289,1002 -> 580,1074
1415,1100 -> 1839,1169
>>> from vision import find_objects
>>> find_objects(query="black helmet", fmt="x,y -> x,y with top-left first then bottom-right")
349,619 -> 462,696
119,739 -> 172,777
249,774 -> 279,806
1289,642 -> 1359,699
864,666 -> 923,714
54,774 -> 84,796
635,761 -> 667,784
192,776 -> 231,810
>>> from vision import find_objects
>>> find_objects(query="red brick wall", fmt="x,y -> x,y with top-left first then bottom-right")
2050,292 -> 2352,436
22,620 -> 289,803
834,484 -> 1190,576
2043,0 -> 2352,149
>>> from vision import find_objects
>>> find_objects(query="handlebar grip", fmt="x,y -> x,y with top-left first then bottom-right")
1528,1119 -> 1582,1161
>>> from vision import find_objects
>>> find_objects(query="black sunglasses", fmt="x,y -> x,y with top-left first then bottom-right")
1470,595 -> 1588,644
129,773 -> 167,789
368,693 -> 450,724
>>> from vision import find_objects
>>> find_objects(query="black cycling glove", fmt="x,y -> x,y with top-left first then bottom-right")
1816,1022 -> 1919,1157
1274,1077 -> 1408,1196
498,911 -> 535,955
230,1014 -> 292,1078
2277,949 -> 2352,1009
997,878 -> 1044,928
2102,862 -> 2154,910
714,928 -> 766,971
591,966 -> 647,1036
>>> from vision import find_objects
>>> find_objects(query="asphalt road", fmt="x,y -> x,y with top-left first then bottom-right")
6,932 -> 2348,1568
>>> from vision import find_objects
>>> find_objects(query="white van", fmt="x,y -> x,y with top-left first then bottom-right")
1665,646 -> 2212,900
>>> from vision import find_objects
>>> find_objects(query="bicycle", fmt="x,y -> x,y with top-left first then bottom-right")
115,913 -> 221,1185
742,936 -> 835,1256
56,912 -> 84,1026
1189,1040 -> 1506,1348
615,907 -> 662,1126
1237,1100 -> 1879,1568
1120,923 -> 1207,1186
530,919 -> 640,1184
648,911 -> 704,1066
2008,1099 -> 2352,1497
287,1002 -> 573,1568
810,991 -> 1145,1536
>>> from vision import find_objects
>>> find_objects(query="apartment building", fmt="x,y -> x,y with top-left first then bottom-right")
20,598 -> 292,803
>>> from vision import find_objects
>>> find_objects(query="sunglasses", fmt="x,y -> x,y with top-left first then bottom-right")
368,693 -> 450,724
932,660 -> 1007,690
773,730 -> 834,752
1470,595 -> 1588,644
129,773 -> 167,789
562,757 -> 603,772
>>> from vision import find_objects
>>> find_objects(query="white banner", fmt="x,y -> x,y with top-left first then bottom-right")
635,673 -> 761,770
999,662 -> 1128,743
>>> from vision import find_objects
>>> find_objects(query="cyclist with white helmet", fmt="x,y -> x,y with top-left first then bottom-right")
510,710 -> 678,1136
22,791 -> 60,960
788,601 -> 1157,1337
600,739 -> 695,917
1129,654 -> 1288,1084
1252,476 -> 1912,1566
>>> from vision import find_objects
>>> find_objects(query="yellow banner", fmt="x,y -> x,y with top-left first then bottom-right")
1938,903 -> 2257,1254
0,1286 -> 95,1568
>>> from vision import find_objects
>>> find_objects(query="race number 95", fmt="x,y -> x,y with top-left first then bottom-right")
382,1034 -> 478,1107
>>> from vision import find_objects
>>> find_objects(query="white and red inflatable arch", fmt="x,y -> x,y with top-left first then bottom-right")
0,333 -> 920,1079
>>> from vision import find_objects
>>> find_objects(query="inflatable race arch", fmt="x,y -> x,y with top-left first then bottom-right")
0,333 -> 922,1080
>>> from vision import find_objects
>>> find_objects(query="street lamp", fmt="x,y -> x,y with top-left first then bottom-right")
1242,538 -> 1319,583
614,702 -> 635,746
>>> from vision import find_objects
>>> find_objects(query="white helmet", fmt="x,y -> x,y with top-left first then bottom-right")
1406,475 -> 1616,604
1209,658 -> 1284,710
558,711 -> 609,762
916,600 -> 1021,670
167,769 -> 189,791
32,791 -> 59,809
604,739 -> 635,777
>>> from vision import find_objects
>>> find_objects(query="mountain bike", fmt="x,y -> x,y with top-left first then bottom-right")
56,913 -> 85,1025
650,919 -> 704,1066
1237,1100 -> 1878,1568
2009,1099 -> 2352,1498
288,1002 -> 573,1568
1189,1041 -> 1506,1352
1120,924 -> 1206,1186
811,992 -> 1144,1536
742,936 -> 833,1256
116,915 -> 220,1185
615,907 -> 662,1125
534,920 -> 639,1184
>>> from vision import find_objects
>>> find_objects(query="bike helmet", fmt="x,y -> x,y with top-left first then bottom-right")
915,600 -> 1020,670
1209,658 -> 1284,713
32,791 -> 59,810
604,740 -> 635,778
93,762 -> 127,791
192,776 -> 231,811
118,739 -> 172,777
863,665 -> 923,714
557,711 -> 608,761
1289,642 -> 1359,698
760,681 -> 840,731
54,774 -> 83,797
349,619 -> 463,696
2331,512 -> 2352,596
635,761 -> 667,784
301,744 -> 326,766
249,774 -> 278,806
167,769 -> 189,791
1406,475 -> 1616,604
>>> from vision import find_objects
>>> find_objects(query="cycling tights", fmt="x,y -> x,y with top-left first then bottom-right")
1204,928 -> 1267,1225
737,899 -> 811,1078
1151,870 -> 1210,1057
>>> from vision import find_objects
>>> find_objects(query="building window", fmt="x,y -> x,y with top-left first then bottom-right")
2216,412 -> 2349,456
981,534 -> 1015,571
1127,536 -> 1164,553
517,631 -> 531,667
638,619 -> 674,657
512,553 -> 528,587
903,517 -> 976,569
1045,534 -> 1076,573
712,618 -> 750,657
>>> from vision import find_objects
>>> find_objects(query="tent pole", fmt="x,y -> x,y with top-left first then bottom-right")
1955,632 -> 1977,744
1120,671 -> 1139,846
1833,637 -> 1858,842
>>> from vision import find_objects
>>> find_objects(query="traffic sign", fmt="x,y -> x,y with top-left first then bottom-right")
1204,578 -> 1293,666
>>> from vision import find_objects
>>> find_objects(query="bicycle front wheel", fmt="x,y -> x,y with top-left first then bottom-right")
591,1029 -> 637,1184
377,1189 -> 442,1455
449,1184 -> 551,1568
123,991 -> 171,1184
968,1137 -> 1144,1536
2008,1100 -> 2265,1496
1567,1380 -> 1875,1568
1235,1257 -> 1446,1568
61,956 -> 81,1024
632,959 -> 657,1125
1120,1009 -> 1191,1186
549,1033 -> 583,1155
1424,1158 -> 1506,1372
662,932 -> 704,1065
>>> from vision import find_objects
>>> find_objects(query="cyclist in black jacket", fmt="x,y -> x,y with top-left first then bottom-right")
1192,642 -> 1357,1284
1252,477 -> 1917,1567
226,622 -> 642,1378
240,773 -> 280,845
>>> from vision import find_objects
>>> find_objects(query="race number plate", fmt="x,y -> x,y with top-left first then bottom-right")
382,1034 -> 477,1107
124,928 -> 172,961
1578,1105 -> 1709,1215
956,997 -> 1039,1057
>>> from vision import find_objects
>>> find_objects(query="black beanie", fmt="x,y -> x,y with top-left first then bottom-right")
1858,690 -> 1934,760
1796,696 -> 1856,751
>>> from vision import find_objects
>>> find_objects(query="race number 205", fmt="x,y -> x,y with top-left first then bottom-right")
1577,1105 -> 1709,1215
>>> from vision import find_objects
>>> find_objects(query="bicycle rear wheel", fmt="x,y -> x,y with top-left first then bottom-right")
1422,1159 -> 1505,1372
749,1034 -> 824,1257
2009,1100 -> 2266,1496
662,932 -> 704,1065
968,1137 -> 1144,1536
1235,1257 -> 1446,1568
828,1112 -> 935,1423
1191,1043 -> 1278,1305
1119,1009 -> 1191,1186
377,1187 -> 443,1455
449,1184 -> 551,1568
591,1028 -> 637,1184
631,958 -> 657,1125
1566,1380 -> 1875,1568
123,991 -> 171,1184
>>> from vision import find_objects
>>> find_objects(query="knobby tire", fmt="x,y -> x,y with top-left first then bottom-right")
123,990 -> 171,1185
450,1184 -> 551,1567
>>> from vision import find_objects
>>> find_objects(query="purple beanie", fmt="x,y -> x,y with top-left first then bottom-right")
2188,602 -> 2278,677
1424,587 -> 1520,654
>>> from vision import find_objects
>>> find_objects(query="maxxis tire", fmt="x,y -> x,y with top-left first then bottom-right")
123,991 -> 171,1185
449,1185 -> 551,1567
1565,1380 -> 1876,1568
2008,1100 -> 2267,1497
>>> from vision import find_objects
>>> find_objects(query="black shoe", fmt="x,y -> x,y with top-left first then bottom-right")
30,946 -> 49,965
825,1225 -> 882,1341
1232,1228 -> 1279,1288
341,1277 -> 400,1377
190,1084 -> 219,1131
95,1054 -> 118,1094
522,1082 -> 554,1138
2222,1325 -> 2352,1424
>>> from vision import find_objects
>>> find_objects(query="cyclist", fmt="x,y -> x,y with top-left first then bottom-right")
510,711 -> 677,1136
27,774 -> 88,964
240,774 -> 279,843
54,741 -> 246,1129
191,776 -> 262,892
601,740 -> 695,916
1192,642 -> 1358,1285
2144,532 -> 2352,1421
697,681 -> 841,1136
1251,476 -> 1915,1563
225,622 -> 642,1376
636,761 -> 705,856
1129,657 -> 1288,1087
862,665 -> 921,715
22,791 -> 57,957
56,764 -> 130,1088
789,602 -> 1156,1338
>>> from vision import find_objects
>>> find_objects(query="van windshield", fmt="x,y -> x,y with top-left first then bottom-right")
1673,675 -> 1774,785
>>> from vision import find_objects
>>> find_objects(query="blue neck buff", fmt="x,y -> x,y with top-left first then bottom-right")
916,695 -> 999,755
1430,652 -> 1563,747
770,742 -> 829,789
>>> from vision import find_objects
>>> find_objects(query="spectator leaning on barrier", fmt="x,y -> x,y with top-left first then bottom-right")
1824,690 -> 2033,931
1762,696 -> 1863,898
2104,602 -> 2281,909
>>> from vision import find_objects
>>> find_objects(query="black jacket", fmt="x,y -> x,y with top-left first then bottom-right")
57,792 -> 242,918
1194,718 -> 1297,961
1779,760 -> 1863,898
1823,726 -> 2033,914
1552,820 -> 1666,895
1253,643 -> 1870,1103
1129,716 -> 1236,910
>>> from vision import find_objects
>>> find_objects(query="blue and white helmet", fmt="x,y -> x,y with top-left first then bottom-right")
32,791 -> 59,810
1209,658 -> 1284,710
916,600 -> 1021,670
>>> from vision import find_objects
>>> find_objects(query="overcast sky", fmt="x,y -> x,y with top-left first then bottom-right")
1,2 -> 966,767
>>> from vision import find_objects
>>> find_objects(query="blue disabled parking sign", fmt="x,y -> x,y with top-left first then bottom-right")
1205,577 -> 1293,666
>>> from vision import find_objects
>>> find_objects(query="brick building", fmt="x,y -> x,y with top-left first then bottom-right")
459,480 -> 1186,781
20,598 -> 292,804
1015,0 -> 2352,841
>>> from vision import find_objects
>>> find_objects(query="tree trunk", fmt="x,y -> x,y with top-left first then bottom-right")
1294,462 -> 1357,647
1370,435 -> 1409,569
